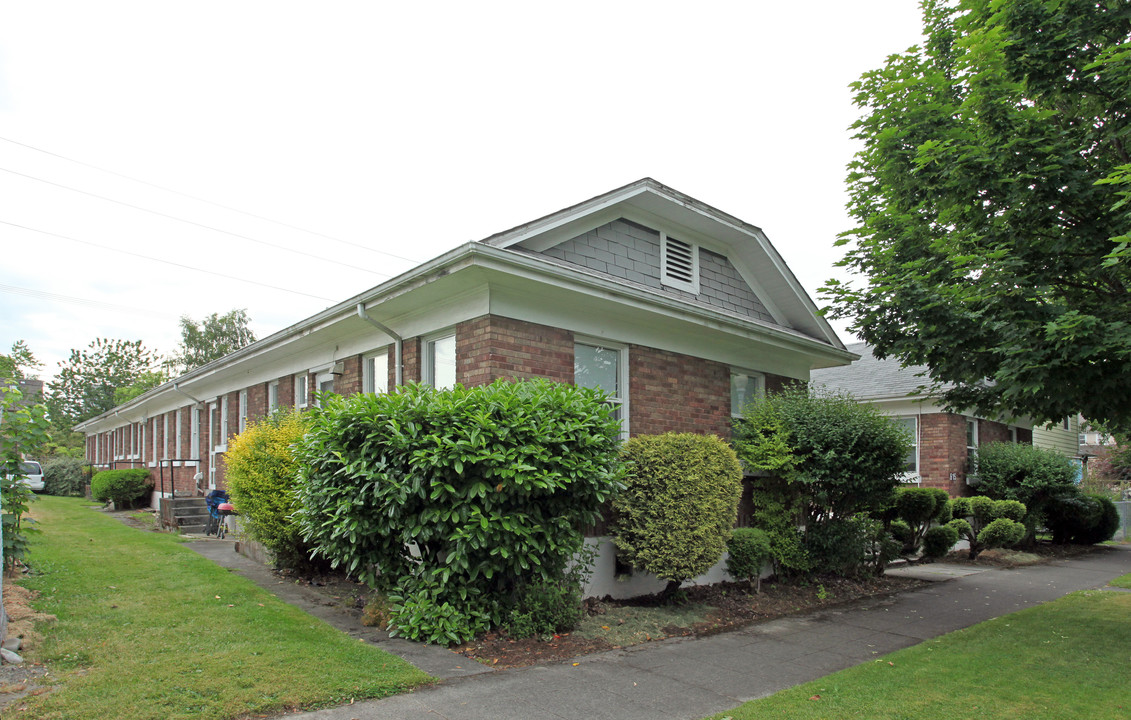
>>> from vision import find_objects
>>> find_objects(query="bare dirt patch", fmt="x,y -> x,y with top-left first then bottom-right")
1,576 -> 57,713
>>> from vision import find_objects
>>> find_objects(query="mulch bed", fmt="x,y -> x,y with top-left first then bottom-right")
453,574 -> 925,669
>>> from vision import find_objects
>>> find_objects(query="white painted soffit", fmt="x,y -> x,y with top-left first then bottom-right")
76,240 -> 855,432
479,177 -> 846,350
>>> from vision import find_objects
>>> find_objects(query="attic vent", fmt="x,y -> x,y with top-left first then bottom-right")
660,233 -> 700,294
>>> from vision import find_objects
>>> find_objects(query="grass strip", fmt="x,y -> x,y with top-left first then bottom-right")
1109,571 -> 1131,589
14,496 -> 430,720
707,588 -> 1131,720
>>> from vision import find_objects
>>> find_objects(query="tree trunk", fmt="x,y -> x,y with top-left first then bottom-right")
659,579 -> 682,604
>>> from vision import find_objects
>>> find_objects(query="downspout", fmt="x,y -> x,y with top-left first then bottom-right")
357,303 -> 402,387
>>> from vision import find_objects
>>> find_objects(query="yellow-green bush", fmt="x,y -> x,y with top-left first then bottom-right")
612,433 -> 742,600
226,409 -> 317,571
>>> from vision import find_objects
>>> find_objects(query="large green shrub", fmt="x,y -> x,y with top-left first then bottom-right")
732,384 -> 909,576
1045,494 -> 1120,545
91,468 -> 153,508
42,456 -> 87,496
295,380 -> 622,644
612,432 -> 742,600
726,527 -> 772,592
973,442 -> 1078,541
225,409 -> 320,572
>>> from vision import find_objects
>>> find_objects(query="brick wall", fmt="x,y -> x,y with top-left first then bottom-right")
918,412 -> 968,494
337,355 -> 363,397
248,382 -> 268,422
402,338 -> 421,383
455,315 -> 574,387
629,345 -> 732,438
979,419 -> 1011,445
278,374 -> 295,408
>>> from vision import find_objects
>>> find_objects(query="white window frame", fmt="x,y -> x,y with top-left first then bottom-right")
163,414 -> 170,460
190,406 -> 201,462
892,416 -> 919,482
219,395 -> 229,450
729,369 -> 765,419
238,389 -> 248,433
966,417 -> 979,475
268,380 -> 279,413
574,338 -> 630,439
1010,426 -> 1018,443
314,372 -> 335,407
175,410 -> 184,465
138,423 -> 146,463
295,374 -> 309,408
363,348 -> 390,394
150,418 -> 158,466
423,331 -> 457,390
660,232 -> 700,295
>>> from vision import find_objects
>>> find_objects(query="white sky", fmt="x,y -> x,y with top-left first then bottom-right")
0,2 -> 925,383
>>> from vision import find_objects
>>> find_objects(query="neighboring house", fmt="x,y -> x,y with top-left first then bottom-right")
810,343 -> 1061,496
75,178 -> 854,596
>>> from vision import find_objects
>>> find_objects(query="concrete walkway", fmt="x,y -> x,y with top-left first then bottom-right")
192,540 -> 1131,720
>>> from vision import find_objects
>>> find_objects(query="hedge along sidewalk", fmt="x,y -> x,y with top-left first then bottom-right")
10,496 -> 430,720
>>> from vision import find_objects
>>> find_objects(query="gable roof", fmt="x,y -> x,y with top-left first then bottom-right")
811,342 -> 939,401
481,178 -> 845,349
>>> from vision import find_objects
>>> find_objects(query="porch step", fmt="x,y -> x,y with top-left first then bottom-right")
162,497 -> 212,535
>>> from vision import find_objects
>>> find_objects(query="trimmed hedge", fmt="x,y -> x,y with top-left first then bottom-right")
922,524 -> 959,558
91,469 -> 152,508
295,380 -> 623,645
947,495 -> 1027,559
973,442 -> 1078,540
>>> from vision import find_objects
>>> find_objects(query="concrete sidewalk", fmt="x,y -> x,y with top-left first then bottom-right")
264,545 -> 1131,720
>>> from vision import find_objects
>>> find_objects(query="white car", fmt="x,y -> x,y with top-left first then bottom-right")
5,460 -> 45,492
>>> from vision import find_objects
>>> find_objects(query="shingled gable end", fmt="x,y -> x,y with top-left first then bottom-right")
75,178 -> 855,597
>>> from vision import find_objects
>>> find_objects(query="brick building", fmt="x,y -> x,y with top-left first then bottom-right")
810,343 -> 1068,496
75,179 -> 855,594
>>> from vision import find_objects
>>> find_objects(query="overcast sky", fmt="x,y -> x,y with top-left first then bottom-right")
0,2 -> 925,382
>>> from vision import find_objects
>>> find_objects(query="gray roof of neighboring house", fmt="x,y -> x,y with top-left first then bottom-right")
811,342 -> 941,401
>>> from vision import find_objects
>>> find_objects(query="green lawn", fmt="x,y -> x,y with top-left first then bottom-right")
1110,571 -> 1131,589
12,496 -> 430,720
708,587 -> 1131,720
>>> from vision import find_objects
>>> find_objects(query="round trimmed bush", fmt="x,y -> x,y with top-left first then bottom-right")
922,524 -> 959,559
612,432 -> 742,599
726,527 -> 772,588
91,468 -> 152,508
1046,494 -> 1120,545
977,517 -> 1026,549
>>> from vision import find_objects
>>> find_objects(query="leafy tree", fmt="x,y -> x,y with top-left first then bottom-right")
1,385 -> 51,573
0,340 -> 42,381
170,309 -> 256,373
112,370 -> 169,406
46,338 -> 162,427
823,0 -> 1131,428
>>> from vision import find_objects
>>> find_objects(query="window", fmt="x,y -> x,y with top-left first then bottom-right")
1063,416 -> 1071,431
295,374 -> 308,408
315,372 -> 335,407
219,396 -> 229,447
139,423 -> 146,462
238,389 -> 248,433
151,418 -> 158,463
364,349 -> 389,394
426,333 -> 457,390
191,406 -> 201,460
892,416 -> 918,477
175,410 -> 184,461
730,371 -> 764,418
163,415 -> 169,459
966,418 -> 979,472
660,233 -> 700,294
268,381 -> 279,412
574,341 -> 628,437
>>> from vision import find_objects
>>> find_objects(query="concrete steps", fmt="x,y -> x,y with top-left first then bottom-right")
162,497 -> 210,535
